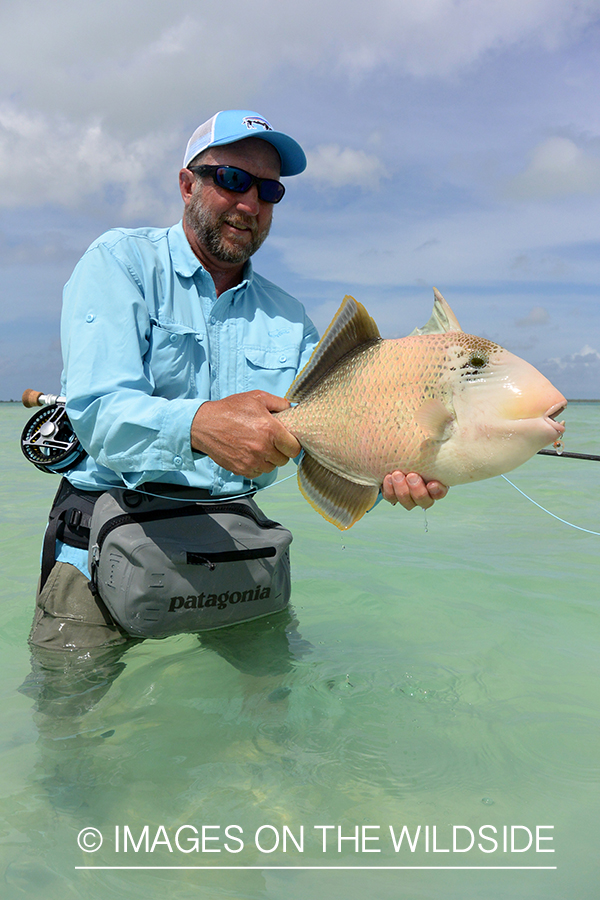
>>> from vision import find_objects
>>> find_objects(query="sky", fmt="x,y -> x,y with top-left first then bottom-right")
1,0 -> 600,400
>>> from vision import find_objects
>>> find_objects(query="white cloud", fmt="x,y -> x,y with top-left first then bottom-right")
1,0 -> 600,401
332,0 -> 600,79
542,345 -> 600,397
506,137 -> 600,200
304,145 -> 387,189
0,0 -> 597,216
0,103 -> 179,220
271,191 -> 600,291
0,2 -> 598,127
550,345 -> 600,368
516,306 -> 551,326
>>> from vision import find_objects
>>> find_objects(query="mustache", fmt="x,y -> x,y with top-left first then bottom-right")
222,214 -> 258,237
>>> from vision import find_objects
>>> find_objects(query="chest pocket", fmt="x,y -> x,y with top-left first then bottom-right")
243,347 -> 300,397
147,320 -> 207,399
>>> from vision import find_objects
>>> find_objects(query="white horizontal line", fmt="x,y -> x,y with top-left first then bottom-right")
75,865 -> 558,871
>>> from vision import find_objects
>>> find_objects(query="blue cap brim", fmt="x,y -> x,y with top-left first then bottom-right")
209,131 -> 306,177
183,110 -> 306,176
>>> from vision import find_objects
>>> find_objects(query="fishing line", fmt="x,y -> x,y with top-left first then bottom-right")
18,388 -> 600,531
132,471 -> 298,505
143,472 -> 600,540
501,475 -> 600,536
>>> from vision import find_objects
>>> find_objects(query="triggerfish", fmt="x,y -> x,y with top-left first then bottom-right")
275,290 -> 567,529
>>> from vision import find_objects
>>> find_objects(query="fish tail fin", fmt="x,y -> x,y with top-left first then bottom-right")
297,452 -> 380,530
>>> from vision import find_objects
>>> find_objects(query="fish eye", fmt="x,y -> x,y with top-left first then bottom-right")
468,353 -> 487,369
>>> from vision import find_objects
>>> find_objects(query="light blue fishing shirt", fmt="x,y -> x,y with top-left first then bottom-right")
56,220 -> 319,574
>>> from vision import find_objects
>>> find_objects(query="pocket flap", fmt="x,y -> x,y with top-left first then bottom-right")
244,347 -> 297,369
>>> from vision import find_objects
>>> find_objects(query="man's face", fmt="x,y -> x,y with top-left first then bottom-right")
183,138 -> 281,267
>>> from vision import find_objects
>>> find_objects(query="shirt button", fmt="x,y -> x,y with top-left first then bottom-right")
85,313 -> 95,323
173,456 -> 183,467
279,355 -> 287,363
169,333 -> 178,343
210,316 -> 216,325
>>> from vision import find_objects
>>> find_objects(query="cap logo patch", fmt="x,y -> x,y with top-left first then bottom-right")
242,116 -> 272,132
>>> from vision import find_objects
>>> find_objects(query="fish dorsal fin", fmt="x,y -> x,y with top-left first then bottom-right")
287,295 -> 381,402
409,288 -> 463,336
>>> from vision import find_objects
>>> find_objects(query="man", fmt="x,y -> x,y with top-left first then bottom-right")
29,110 -> 447,654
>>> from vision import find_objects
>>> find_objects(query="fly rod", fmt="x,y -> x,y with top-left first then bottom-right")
537,449 -> 600,461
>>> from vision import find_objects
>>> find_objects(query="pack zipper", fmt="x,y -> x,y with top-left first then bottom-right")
89,501 -> 283,592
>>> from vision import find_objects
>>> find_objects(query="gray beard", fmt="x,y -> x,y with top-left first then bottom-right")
185,191 -> 271,265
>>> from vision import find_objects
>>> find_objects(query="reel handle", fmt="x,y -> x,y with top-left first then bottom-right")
22,390 -> 63,408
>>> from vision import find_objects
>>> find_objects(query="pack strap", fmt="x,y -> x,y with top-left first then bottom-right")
40,479 -> 103,590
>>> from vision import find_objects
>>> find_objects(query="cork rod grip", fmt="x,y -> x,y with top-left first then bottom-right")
22,390 -> 44,408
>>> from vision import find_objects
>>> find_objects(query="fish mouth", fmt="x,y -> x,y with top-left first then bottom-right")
545,400 -> 567,434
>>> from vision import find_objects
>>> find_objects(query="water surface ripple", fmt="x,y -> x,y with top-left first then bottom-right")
1,402 -> 599,899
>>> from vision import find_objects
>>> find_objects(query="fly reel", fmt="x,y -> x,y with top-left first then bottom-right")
21,393 -> 87,474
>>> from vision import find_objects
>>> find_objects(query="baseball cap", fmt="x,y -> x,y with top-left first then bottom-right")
182,110 -> 306,176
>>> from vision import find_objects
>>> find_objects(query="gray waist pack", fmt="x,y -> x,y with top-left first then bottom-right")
88,488 -> 292,638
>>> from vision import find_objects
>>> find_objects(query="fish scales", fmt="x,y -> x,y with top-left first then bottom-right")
276,291 -> 567,529
282,338 -> 453,484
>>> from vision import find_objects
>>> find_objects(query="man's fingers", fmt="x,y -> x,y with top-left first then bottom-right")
190,391 -> 302,477
382,472 -> 416,510
257,391 -> 294,414
252,391 -> 302,460
405,473 -> 435,509
426,480 -> 449,501
381,471 -> 449,511
272,424 -> 302,461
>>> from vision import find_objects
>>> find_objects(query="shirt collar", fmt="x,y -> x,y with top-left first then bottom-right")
168,220 -> 254,289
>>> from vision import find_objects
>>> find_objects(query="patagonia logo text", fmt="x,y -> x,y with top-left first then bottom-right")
168,586 -> 271,612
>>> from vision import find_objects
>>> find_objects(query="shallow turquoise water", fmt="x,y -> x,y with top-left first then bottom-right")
1,402 -> 599,899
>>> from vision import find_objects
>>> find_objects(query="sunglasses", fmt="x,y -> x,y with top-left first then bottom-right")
188,164 -> 286,203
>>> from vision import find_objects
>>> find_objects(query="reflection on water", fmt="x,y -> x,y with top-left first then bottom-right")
18,608 -> 312,820
20,645 -> 131,720
21,607 -> 312,717
1,402 -> 600,900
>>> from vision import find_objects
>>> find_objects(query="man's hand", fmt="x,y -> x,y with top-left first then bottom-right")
382,471 -> 448,511
191,391 -> 301,478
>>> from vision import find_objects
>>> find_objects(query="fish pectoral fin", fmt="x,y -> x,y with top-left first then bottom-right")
414,399 -> 453,440
297,453 -> 380,530
286,295 -> 381,403
409,287 -> 463,336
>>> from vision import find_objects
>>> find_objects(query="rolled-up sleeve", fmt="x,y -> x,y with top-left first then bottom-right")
60,224 -> 319,493
62,242 -> 203,484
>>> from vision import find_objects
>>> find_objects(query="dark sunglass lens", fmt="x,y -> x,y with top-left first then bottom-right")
209,166 -> 284,203
259,180 -> 285,203
215,167 -> 252,193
